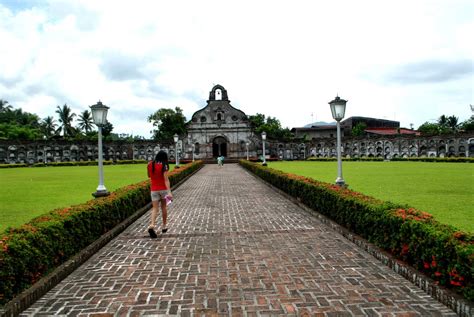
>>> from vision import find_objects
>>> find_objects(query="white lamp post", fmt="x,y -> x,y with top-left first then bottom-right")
329,96 -> 347,186
261,131 -> 267,166
173,133 -> 180,168
90,101 -> 110,197
246,141 -> 249,160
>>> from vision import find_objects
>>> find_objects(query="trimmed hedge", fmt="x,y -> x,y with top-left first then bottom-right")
0,160 -> 203,305
0,160 -> 148,168
391,157 -> 474,163
307,157 -> 384,162
240,160 -> 474,301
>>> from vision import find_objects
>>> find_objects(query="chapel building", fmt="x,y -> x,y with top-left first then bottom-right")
185,85 -> 256,160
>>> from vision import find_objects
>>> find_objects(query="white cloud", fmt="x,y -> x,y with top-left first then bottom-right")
0,0 -> 473,138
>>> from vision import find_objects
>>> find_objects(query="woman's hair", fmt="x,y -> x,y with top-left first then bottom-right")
152,150 -> 169,175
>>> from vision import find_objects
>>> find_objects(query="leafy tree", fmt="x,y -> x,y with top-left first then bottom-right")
77,110 -> 94,133
417,122 -> 441,135
55,104 -> 76,138
148,107 -> 187,141
101,120 -> 114,138
0,104 -> 42,140
40,116 -> 58,139
248,113 -> 292,141
351,122 -> 367,136
460,116 -> 474,132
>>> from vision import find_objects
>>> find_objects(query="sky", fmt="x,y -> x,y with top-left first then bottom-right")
0,0 -> 473,138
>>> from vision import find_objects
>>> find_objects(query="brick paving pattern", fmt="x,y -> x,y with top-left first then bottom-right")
22,164 -> 456,316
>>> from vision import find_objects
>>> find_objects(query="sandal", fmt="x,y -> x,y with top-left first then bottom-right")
148,227 -> 158,238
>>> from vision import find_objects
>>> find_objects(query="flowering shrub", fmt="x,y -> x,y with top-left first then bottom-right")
239,160 -> 474,301
0,160 -> 203,306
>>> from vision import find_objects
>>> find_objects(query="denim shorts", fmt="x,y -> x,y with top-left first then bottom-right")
151,190 -> 168,202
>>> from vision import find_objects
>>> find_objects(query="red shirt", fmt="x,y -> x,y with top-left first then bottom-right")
147,161 -> 168,191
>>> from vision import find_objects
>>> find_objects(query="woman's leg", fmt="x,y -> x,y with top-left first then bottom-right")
160,199 -> 168,232
149,200 -> 159,228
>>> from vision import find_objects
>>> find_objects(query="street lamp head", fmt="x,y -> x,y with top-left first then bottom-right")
90,100 -> 109,126
329,96 -> 347,122
173,133 -> 179,143
261,131 -> 266,140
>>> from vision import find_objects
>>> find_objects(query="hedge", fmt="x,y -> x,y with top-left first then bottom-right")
239,160 -> 474,301
0,160 -> 148,168
0,160 -> 203,305
0,159 -> 195,168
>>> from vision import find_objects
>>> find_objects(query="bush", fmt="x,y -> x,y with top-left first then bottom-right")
0,160 -> 203,305
239,160 -> 474,301
390,157 -> 474,163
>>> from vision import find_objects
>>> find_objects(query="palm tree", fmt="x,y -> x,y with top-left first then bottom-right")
447,115 -> 459,132
55,104 -> 76,137
0,99 -> 13,112
438,115 -> 448,128
77,110 -> 94,133
41,116 -> 57,139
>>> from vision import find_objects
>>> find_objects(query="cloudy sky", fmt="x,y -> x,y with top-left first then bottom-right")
0,0 -> 473,137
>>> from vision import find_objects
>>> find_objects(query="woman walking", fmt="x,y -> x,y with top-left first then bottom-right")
147,150 -> 173,238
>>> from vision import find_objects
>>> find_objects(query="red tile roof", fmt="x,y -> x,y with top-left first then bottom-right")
365,128 -> 420,136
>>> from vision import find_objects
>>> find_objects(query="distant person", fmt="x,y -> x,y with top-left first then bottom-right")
217,155 -> 224,166
147,150 -> 172,238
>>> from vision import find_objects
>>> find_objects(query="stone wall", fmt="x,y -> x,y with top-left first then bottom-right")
1,133 -> 473,164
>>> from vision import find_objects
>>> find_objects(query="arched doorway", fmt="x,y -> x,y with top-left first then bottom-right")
213,136 -> 227,157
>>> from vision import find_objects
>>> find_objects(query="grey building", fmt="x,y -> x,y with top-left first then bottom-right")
185,84 -> 258,160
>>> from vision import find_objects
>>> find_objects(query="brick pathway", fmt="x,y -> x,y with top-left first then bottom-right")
22,164 -> 456,316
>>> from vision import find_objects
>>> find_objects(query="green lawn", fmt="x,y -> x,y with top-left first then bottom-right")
268,161 -> 474,233
0,164 -> 174,232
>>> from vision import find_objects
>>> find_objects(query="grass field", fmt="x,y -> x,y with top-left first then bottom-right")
269,161 -> 474,232
0,164 -> 174,232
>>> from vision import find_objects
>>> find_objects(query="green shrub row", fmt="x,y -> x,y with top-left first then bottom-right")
306,157 -> 384,162
0,160 -> 203,305
390,157 -> 474,163
0,160 -> 149,168
239,160 -> 474,301
0,159 -> 196,168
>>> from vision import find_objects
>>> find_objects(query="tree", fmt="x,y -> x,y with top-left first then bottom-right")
55,104 -> 76,138
248,113 -> 292,141
77,110 -> 94,133
40,116 -> 57,139
418,122 -> 441,135
148,107 -> 186,141
0,99 -> 12,112
446,115 -> 459,133
101,120 -> 114,138
351,122 -> 367,137
0,104 -> 42,140
460,116 -> 474,132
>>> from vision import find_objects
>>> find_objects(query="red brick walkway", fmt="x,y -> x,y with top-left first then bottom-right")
22,164 -> 456,316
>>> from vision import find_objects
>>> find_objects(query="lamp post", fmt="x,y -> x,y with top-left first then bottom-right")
246,141 -> 249,160
90,101 -> 110,197
173,133 -> 180,168
261,131 -> 267,166
329,96 -> 348,187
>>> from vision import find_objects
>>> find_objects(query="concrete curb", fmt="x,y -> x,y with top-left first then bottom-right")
0,164 -> 203,317
239,165 -> 473,317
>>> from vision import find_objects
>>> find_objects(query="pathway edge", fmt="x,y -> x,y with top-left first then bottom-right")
239,164 -> 473,317
0,164 -> 204,317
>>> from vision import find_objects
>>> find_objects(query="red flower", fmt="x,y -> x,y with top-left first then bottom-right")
423,262 -> 430,269
401,244 -> 409,255
450,280 -> 462,287
434,271 -> 442,277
